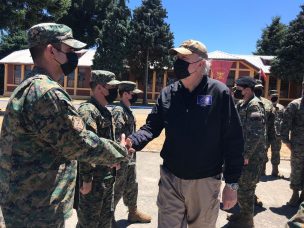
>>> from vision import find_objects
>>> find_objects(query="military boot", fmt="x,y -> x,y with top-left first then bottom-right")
227,213 -> 254,228
128,207 -> 151,223
254,195 -> 263,207
287,190 -> 300,207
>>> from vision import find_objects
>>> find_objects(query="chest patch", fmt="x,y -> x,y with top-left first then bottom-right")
197,95 -> 212,107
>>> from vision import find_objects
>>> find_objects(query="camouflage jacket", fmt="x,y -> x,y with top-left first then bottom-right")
260,97 -> 275,142
77,97 -> 114,182
0,67 -> 126,222
273,103 -> 285,137
237,96 -> 267,160
112,101 -> 136,141
281,97 -> 304,146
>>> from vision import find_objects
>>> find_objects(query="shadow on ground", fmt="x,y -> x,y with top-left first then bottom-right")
260,174 -> 290,182
269,204 -> 299,219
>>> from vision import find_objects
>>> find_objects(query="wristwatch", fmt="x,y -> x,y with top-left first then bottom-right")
226,183 -> 239,191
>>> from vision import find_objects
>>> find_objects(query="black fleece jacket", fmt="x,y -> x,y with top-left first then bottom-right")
129,76 -> 244,183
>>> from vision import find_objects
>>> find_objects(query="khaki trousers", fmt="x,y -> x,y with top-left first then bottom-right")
157,165 -> 221,228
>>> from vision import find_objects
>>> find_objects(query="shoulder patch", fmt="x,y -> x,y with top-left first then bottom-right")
72,116 -> 84,132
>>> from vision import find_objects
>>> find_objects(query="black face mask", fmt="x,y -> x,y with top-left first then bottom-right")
271,96 -> 278,103
173,58 -> 190,79
254,88 -> 263,98
234,89 -> 244,99
105,88 -> 118,103
129,94 -> 138,104
60,52 -> 78,75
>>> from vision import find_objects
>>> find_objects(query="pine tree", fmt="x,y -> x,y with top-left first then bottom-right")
93,0 -> 131,77
58,0 -> 111,48
271,5 -> 304,82
254,16 -> 287,55
127,0 -> 174,104
0,0 -> 71,32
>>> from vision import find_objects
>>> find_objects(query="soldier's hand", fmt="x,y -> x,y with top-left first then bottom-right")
222,185 -> 237,210
80,181 -> 92,195
244,159 -> 249,165
110,163 -> 121,170
120,133 -> 126,147
126,137 -> 135,154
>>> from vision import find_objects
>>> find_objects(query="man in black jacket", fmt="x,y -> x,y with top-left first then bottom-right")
127,39 -> 244,228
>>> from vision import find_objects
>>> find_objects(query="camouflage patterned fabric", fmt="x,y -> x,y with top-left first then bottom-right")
281,98 -> 304,191
259,97 -> 276,165
28,23 -> 86,49
76,97 -> 116,228
236,96 -> 266,216
0,67 -> 126,227
268,103 -> 285,165
90,70 -> 120,86
287,201 -> 304,227
112,102 -> 138,209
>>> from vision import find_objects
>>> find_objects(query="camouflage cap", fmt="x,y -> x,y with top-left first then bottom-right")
169,39 -> 208,59
236,76 -> 256,89
27,23 -> 86,49
91,70 -> 120,86
119,81 -> 143,94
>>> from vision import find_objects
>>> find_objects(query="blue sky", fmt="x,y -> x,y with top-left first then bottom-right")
127,0 -> 303,54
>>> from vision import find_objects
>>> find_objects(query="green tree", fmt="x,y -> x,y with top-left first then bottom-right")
93,0 -> 131,77
254,16 -> 287,55
0,0 -> 71,32
58,0 -> 111,48
127,0 -> 174,104
271,5 -> 304,82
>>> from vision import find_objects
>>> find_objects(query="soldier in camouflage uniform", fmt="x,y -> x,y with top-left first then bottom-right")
76,70 -> 121,228
281,85 -> 304,207
112,81 -> 152,224
268,90 -> 285,177
254,81 -> 276,176
0,23 -> 126,228
228,76 -> 266,228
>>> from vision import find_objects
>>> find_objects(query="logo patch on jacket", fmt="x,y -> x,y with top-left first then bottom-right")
197,95 -> 212,106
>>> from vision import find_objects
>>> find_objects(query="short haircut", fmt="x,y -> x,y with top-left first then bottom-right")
89,81 -> 98,90
119,89 -> 131,97
29,43 -> 61,62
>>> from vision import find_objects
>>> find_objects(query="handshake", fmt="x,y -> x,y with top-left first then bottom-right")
109,133 -> 135,170
119,133 -> 135,155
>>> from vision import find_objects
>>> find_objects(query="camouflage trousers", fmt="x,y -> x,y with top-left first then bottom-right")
114,161 -> 138,209
286,201 -> 304,228
290,146 -> 304,191
238,157 -> 264,216
76,177 -> 114,228
265,136 -> 282,165
0,205 -> 65,228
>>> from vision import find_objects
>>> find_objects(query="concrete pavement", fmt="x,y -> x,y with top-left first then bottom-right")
65,152 -> 296,228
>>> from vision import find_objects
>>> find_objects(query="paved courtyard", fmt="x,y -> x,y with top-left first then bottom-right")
65,152 -> 296,228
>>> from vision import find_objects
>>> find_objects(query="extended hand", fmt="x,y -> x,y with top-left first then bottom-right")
110,163 -> 121,170
126,137 -> 135,154
222,185 -> 237,210
80,181 -> 92,195
244,159 -> 249,165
